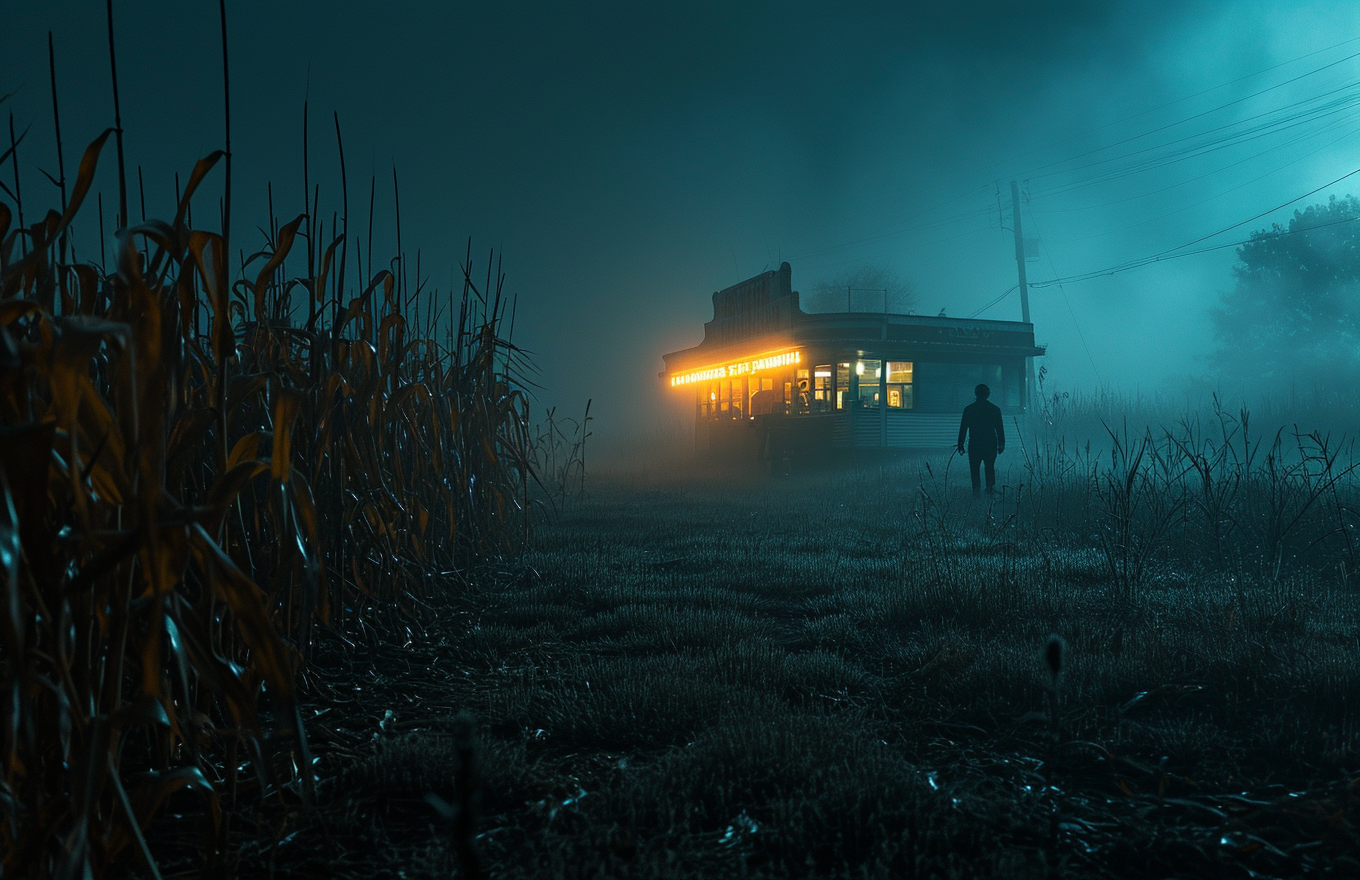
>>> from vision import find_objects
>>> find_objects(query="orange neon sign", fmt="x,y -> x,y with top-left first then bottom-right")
669,350 -> 802,387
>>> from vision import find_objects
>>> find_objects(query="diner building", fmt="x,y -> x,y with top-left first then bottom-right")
661,263 -> 1045,460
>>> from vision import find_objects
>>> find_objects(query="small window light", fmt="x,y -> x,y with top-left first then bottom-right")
855,361 -> 864,376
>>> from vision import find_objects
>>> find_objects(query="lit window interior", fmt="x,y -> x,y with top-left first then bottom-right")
857,359 -> 881,406
887,361 -> 913,409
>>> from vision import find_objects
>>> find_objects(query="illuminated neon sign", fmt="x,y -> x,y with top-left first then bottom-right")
669,349 -> 802,387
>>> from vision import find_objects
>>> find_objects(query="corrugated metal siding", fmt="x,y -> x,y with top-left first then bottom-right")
830,414 -> 852,447
854,416 -> 881,447
885,413 -> 957,449
825,411 -> 1025,450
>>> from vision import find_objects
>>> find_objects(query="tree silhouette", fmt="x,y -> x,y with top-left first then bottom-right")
1212,194 -> 1360,388
807,265 -> 918,314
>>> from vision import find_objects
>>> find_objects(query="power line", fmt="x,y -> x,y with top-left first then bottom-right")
796,63 -> 1360,266
1144,163 -> 1360,259
788,33 -> 1360,284
986,35 -> 1360,178
1029,200 -> 1360,288
1029,85 -> 1360,199
1033,163 -> 1360,285
1005,48 -> 1360,183
1034,115 -> 1360,215
1026,206 -> 1102,382
1032,122 -> 1360,252
968,285 -> 1017,318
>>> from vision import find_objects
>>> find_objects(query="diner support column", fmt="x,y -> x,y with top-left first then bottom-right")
879,353 -> 888,448
848,360 -> 859,448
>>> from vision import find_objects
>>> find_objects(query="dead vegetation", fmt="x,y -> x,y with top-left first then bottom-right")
232,452 -> 1359,879
5,10 -> 1360,879
0,27 -> 536,873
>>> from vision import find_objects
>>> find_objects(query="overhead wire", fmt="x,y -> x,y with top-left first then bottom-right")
1034,114 -> 1360,214
1025,204 -> 1102,382
967,285 -> 1017,318
789,35 -> 1360,303
1003,47 -> 1360,183
1028,191 -> 1360,288
984,35 -> 1360,177
1135,163 -> 1360,259
1039,123 -> 1360,246
1010,48 -> 1360,287
1029,86 -> 1360,198
927,37 -> 1360,387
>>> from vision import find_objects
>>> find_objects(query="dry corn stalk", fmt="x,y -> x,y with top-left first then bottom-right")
1,126 -> 535,876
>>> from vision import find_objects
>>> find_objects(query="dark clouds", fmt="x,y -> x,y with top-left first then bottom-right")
3,2 -> 1358,445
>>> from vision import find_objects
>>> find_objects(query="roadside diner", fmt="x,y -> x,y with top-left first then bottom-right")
661,263 -> 1045,459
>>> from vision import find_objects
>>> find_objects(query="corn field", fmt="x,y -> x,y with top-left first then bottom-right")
0,66 -> 538,873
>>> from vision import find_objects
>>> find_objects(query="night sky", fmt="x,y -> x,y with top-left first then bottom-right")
4,2 -> 1358,449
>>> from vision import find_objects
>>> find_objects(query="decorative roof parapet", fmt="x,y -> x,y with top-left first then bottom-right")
703,261 -> 802,345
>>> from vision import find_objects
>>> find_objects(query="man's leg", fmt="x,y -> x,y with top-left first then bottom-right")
968,449 -> 983,497
983,452 -> 997,494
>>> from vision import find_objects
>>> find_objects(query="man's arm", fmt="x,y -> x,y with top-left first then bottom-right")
994,406 -> 1005,453
957,411 -> 968,454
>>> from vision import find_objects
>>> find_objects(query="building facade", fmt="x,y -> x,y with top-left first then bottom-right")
661,263 -> 1045,459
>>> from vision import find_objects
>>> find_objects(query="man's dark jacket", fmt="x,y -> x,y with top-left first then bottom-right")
958,399 -> 1005,454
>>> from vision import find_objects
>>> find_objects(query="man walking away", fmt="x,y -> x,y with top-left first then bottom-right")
957,383 -> 1005,497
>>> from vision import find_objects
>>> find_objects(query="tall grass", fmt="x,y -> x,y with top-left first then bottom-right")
1014,393 -> 1360,589
1,107 -> 534,879
385,459 -> 1358,878
533,400 -> 593,505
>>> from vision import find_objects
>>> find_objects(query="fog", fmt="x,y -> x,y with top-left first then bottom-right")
4,1 -> 1359,456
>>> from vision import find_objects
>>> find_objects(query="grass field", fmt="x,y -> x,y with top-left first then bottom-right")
229,435 -> 1360,879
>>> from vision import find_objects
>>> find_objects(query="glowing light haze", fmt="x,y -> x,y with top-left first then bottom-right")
4,2 -> 1358,445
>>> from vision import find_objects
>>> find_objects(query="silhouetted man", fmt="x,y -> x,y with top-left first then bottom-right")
957,383 -> 1004,497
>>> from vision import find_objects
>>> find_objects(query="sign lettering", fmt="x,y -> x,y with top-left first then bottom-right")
670,350 -> 802,387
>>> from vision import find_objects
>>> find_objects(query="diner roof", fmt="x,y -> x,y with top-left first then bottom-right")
662,263 -> 1045,375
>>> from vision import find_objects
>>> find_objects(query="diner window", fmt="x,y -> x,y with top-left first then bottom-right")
886,361 -> 913,409
796,368 -> 811,412
814,365 -> 831,412
749,377 -> 776,416
836,362 -> 850,409
856,359 -> 882,407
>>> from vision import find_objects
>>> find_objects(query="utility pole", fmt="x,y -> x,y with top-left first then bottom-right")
1011,180 -> 1035,411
